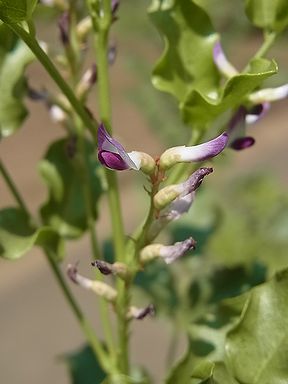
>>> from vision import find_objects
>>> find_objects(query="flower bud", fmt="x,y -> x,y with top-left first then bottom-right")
159,132 -> 228,170
140,237 -> 196,265
154,167 -> 213,210
76,17 -> 92,42
67,264 -> 117,302
76,64 -> 97,99
49,105 -> 67,124
127,304 -> 155,320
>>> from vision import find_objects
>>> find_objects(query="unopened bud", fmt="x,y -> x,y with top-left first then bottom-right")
76,17 -> 92,42
154,168 -> 213,210
58,12 -> 70,46
67,264 -> 117,302
92,260 -> 130,280
108,43 -> 117,65
127,304 -> 155,320
50,105 -> 67,124
76,64 -> 97,99
140,237 -> 196,265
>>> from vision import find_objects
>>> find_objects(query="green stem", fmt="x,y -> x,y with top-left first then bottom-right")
89,0 -> 130,377
0,159 -> 109,371
243,30 -> 277,73
0,159 -> 29,215
5,21 -> 97,139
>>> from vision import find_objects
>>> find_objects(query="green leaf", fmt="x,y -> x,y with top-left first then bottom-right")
149,0 -> 219,117
63,345 -> 106,384
182,58 -> 278,125
0,207 -> 64,260
0,0 -> 37,22
245,0 -> 288,32
39,138 -> 102,239
0,24 -> 34,137
226,268 -> 288,384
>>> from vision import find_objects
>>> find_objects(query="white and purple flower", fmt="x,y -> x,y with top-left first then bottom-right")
159,132 -> 228,170
97,123 -> 155,174
140,237 -> 196,265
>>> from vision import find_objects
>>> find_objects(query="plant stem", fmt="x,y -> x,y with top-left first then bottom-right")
254,31 -> 277,60
89,0 -> 130,376
5,21 -> 97,139
0,159 -> 110,372
0,159 -> 29,215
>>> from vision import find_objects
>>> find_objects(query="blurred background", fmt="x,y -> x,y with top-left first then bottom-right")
1,0 -> 288,382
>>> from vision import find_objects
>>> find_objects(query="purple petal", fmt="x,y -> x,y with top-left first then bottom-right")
180,167 -> 213,196
213,41 -> 238,78
97,123 -> 138,170
180,132 -> 228,162
160,237 -> 196,264
230,136 -> 255,150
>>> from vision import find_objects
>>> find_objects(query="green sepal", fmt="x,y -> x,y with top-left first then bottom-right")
0,207 -> 64,260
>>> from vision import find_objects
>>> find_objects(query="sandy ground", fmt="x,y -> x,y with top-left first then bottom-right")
1,20 -> 288,384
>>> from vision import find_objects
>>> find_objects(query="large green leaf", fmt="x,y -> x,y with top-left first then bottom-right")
64,345 -> 106,384
0,207 -> 64,260
226,268 -> 288,384
245,0 -> 288,32
182,58 -> 277,125
0,0 -> 37,22
191,361 -> 239,384
39,138 -> 102,238
0,24 -> 34,137
149,0 -> 219,106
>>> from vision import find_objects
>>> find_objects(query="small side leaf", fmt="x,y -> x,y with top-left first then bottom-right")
0,24 -> 35,137
0,207 -> 64,260
245,0 -> 288,32
39,138 -> 102,239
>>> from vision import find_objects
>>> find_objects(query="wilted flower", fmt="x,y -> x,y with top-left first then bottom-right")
91,259 -> 130,280
67,264 -> 117,302
159,132 -> 228,170
58,11 -> 70,46
97,123 -> 155,174
140,237 -> 196,265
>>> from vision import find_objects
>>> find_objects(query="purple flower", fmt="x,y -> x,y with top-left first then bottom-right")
159,132 -> 228,170
98,123 -> 155,174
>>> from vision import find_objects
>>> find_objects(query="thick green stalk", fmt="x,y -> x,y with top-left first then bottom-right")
0,160 -> 109,371
89,0 -> 130,377
5,21 -> 97,139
